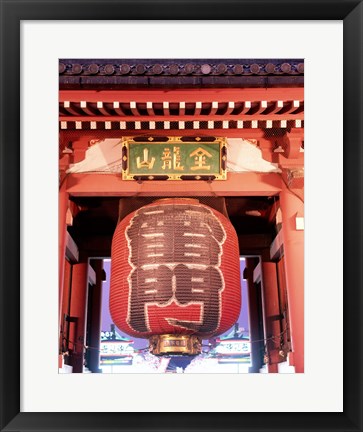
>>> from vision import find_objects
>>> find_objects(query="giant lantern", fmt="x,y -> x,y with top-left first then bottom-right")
110,198 -> 241,356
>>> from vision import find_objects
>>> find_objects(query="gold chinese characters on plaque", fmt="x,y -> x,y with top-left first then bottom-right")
121,137 -> 227,181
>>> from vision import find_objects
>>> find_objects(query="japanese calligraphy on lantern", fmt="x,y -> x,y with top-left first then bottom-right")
125,202 -> 226,334
121,137 -> 227,180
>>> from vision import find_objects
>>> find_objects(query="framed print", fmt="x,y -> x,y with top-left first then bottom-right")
57,57 -> 304,376
0,1 -> 362,432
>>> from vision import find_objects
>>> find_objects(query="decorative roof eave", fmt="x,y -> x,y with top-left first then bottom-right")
59,59 -> 304,90
59,87 -> 304,120
59,119 -> 304,133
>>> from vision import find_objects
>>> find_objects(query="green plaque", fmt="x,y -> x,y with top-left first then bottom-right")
122,137 -> 227,180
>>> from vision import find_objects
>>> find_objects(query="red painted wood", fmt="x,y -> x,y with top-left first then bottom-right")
59,88 -> 304,103
59,129 -> 283,142
261,261 -> 281,373
59,113 -> 304,122
59,259 -> 72,358
69,263 -> 88,373
64,172 -> 283,197
279,185 -> 304,373
72,139 -> 90,163
88,260 -> 104,373
59,182 -> 69,333
245,258 -> 262,373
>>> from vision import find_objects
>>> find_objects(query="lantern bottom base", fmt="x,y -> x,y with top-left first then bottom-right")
149,334 -> 202,356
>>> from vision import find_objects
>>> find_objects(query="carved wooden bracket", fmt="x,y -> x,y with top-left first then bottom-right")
71,138 -> 91,163
281,129 -> 304,159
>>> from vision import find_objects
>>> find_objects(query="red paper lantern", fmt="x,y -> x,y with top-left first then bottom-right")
110,198 -> 241,355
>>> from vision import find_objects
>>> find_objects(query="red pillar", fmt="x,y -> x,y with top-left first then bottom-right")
59,260 -> 72,367
69,262 -> 89,373
59,181 -> 69,333
261,261 -> 281,373
279,185 -> 304,372
88,260 -> 104,373
245,258 -> 263,373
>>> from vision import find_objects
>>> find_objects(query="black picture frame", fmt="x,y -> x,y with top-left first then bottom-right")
1,1 -> 362,431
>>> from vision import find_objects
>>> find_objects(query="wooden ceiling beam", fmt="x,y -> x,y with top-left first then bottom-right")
113,102 -> 127,116
59,112 -> 304,122
65,172 -> 283,197
59,87 -> 304,104
79,101 -> 97,116
59,128 -> 296,141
